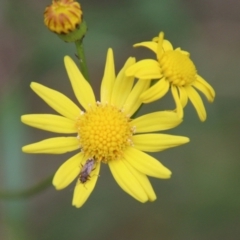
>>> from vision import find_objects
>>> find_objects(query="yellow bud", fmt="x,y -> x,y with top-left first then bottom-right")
44,0 -> 87,42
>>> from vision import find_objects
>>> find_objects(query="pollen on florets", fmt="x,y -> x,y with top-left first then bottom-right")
76,103 -> 134,163
160,51 -> 197,86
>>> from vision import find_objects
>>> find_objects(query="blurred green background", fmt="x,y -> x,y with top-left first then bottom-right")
0,0 -> 240,239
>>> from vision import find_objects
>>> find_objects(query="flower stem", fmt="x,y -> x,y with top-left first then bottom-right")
75,39 -> 90,81
0,174 -> 53,200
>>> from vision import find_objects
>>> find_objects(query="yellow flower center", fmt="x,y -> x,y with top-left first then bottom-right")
160,51 -> 197,86
44,0 -> 82,34
76,103 -> 134,163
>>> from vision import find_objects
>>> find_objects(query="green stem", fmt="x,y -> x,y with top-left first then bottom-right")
0,174 -> 53,200
75,40 -> 90,82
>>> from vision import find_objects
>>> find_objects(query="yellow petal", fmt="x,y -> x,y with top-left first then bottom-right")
124,147 -> 171,179
175,47 -> 190,56
131,111 -> 182,133
100,48 -> 115,104
162,40 -> 174,51
178,86 -> 188,108
110,57 -> 135,108
53,152 -> 84,190
125,59 -> 162,79
123,79 -> 151,117
134,41 -> 158,54
185,86 -> 207,121
122,159 -> 156,201
21,114 -> 77,133
157,32 -> 164,60
72,162 -> 100,208
171,85 -> 183,119
108,159 -> 148,203
194,75 -> 215,102
133,134 -> 189,152
30,82 -> 80,121
64,56 -> 96,110
22,137 -> 79,154
141,78 -> 169,103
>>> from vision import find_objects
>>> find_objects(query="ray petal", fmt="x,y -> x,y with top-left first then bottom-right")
64,56 -> 96,110
141,78 -> 169,103
178,86 -> 188,108
53,152 -> 84,190
134,41 -> 158,54
108,159 -> 148,203
21,114 -> 77,133
124,147 -> 172,179
162,40 -> 174,51
131,111 -> 182,133
72,162 -> 100,208
101,48 -> 115,104
110,57 -> 135,108
186,86 -> 207,121
22,137 -> 79,154
175,47 -> 190,56
194,75 -> 215,102
30,82 -> 80,121
157,32 -> 164,60
123,79 -> 151,117
171,85 -> 183,119
125,59 -> 162,79
133,134 -> 189,152
122,159 -> 156,201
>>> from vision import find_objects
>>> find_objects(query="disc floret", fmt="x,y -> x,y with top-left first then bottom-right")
76,103 -> 134,163
160,51 -> 197,86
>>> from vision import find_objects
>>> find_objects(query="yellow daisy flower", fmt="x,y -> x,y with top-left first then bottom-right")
21,48 -> 189,208
126,32 -> 215,121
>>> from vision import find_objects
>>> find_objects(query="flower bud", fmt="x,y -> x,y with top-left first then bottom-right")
44,0 -> 87,42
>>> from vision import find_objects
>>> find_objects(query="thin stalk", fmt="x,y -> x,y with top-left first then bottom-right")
0,174 -> 53,200
75,39 -> 90,81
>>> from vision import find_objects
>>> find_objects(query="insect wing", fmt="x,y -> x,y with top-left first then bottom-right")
79,158 -> 95,183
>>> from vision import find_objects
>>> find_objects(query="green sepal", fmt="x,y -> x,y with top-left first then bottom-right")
57,20 -> 87,43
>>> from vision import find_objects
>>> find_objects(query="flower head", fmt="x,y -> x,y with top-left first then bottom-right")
21,49 -> 189,208
44,0 -> 87,42
126,32 -> 216,121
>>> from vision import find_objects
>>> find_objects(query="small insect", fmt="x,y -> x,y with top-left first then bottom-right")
79,158 -> 96,184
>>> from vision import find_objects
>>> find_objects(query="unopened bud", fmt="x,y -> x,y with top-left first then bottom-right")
44,0 -> 87,42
